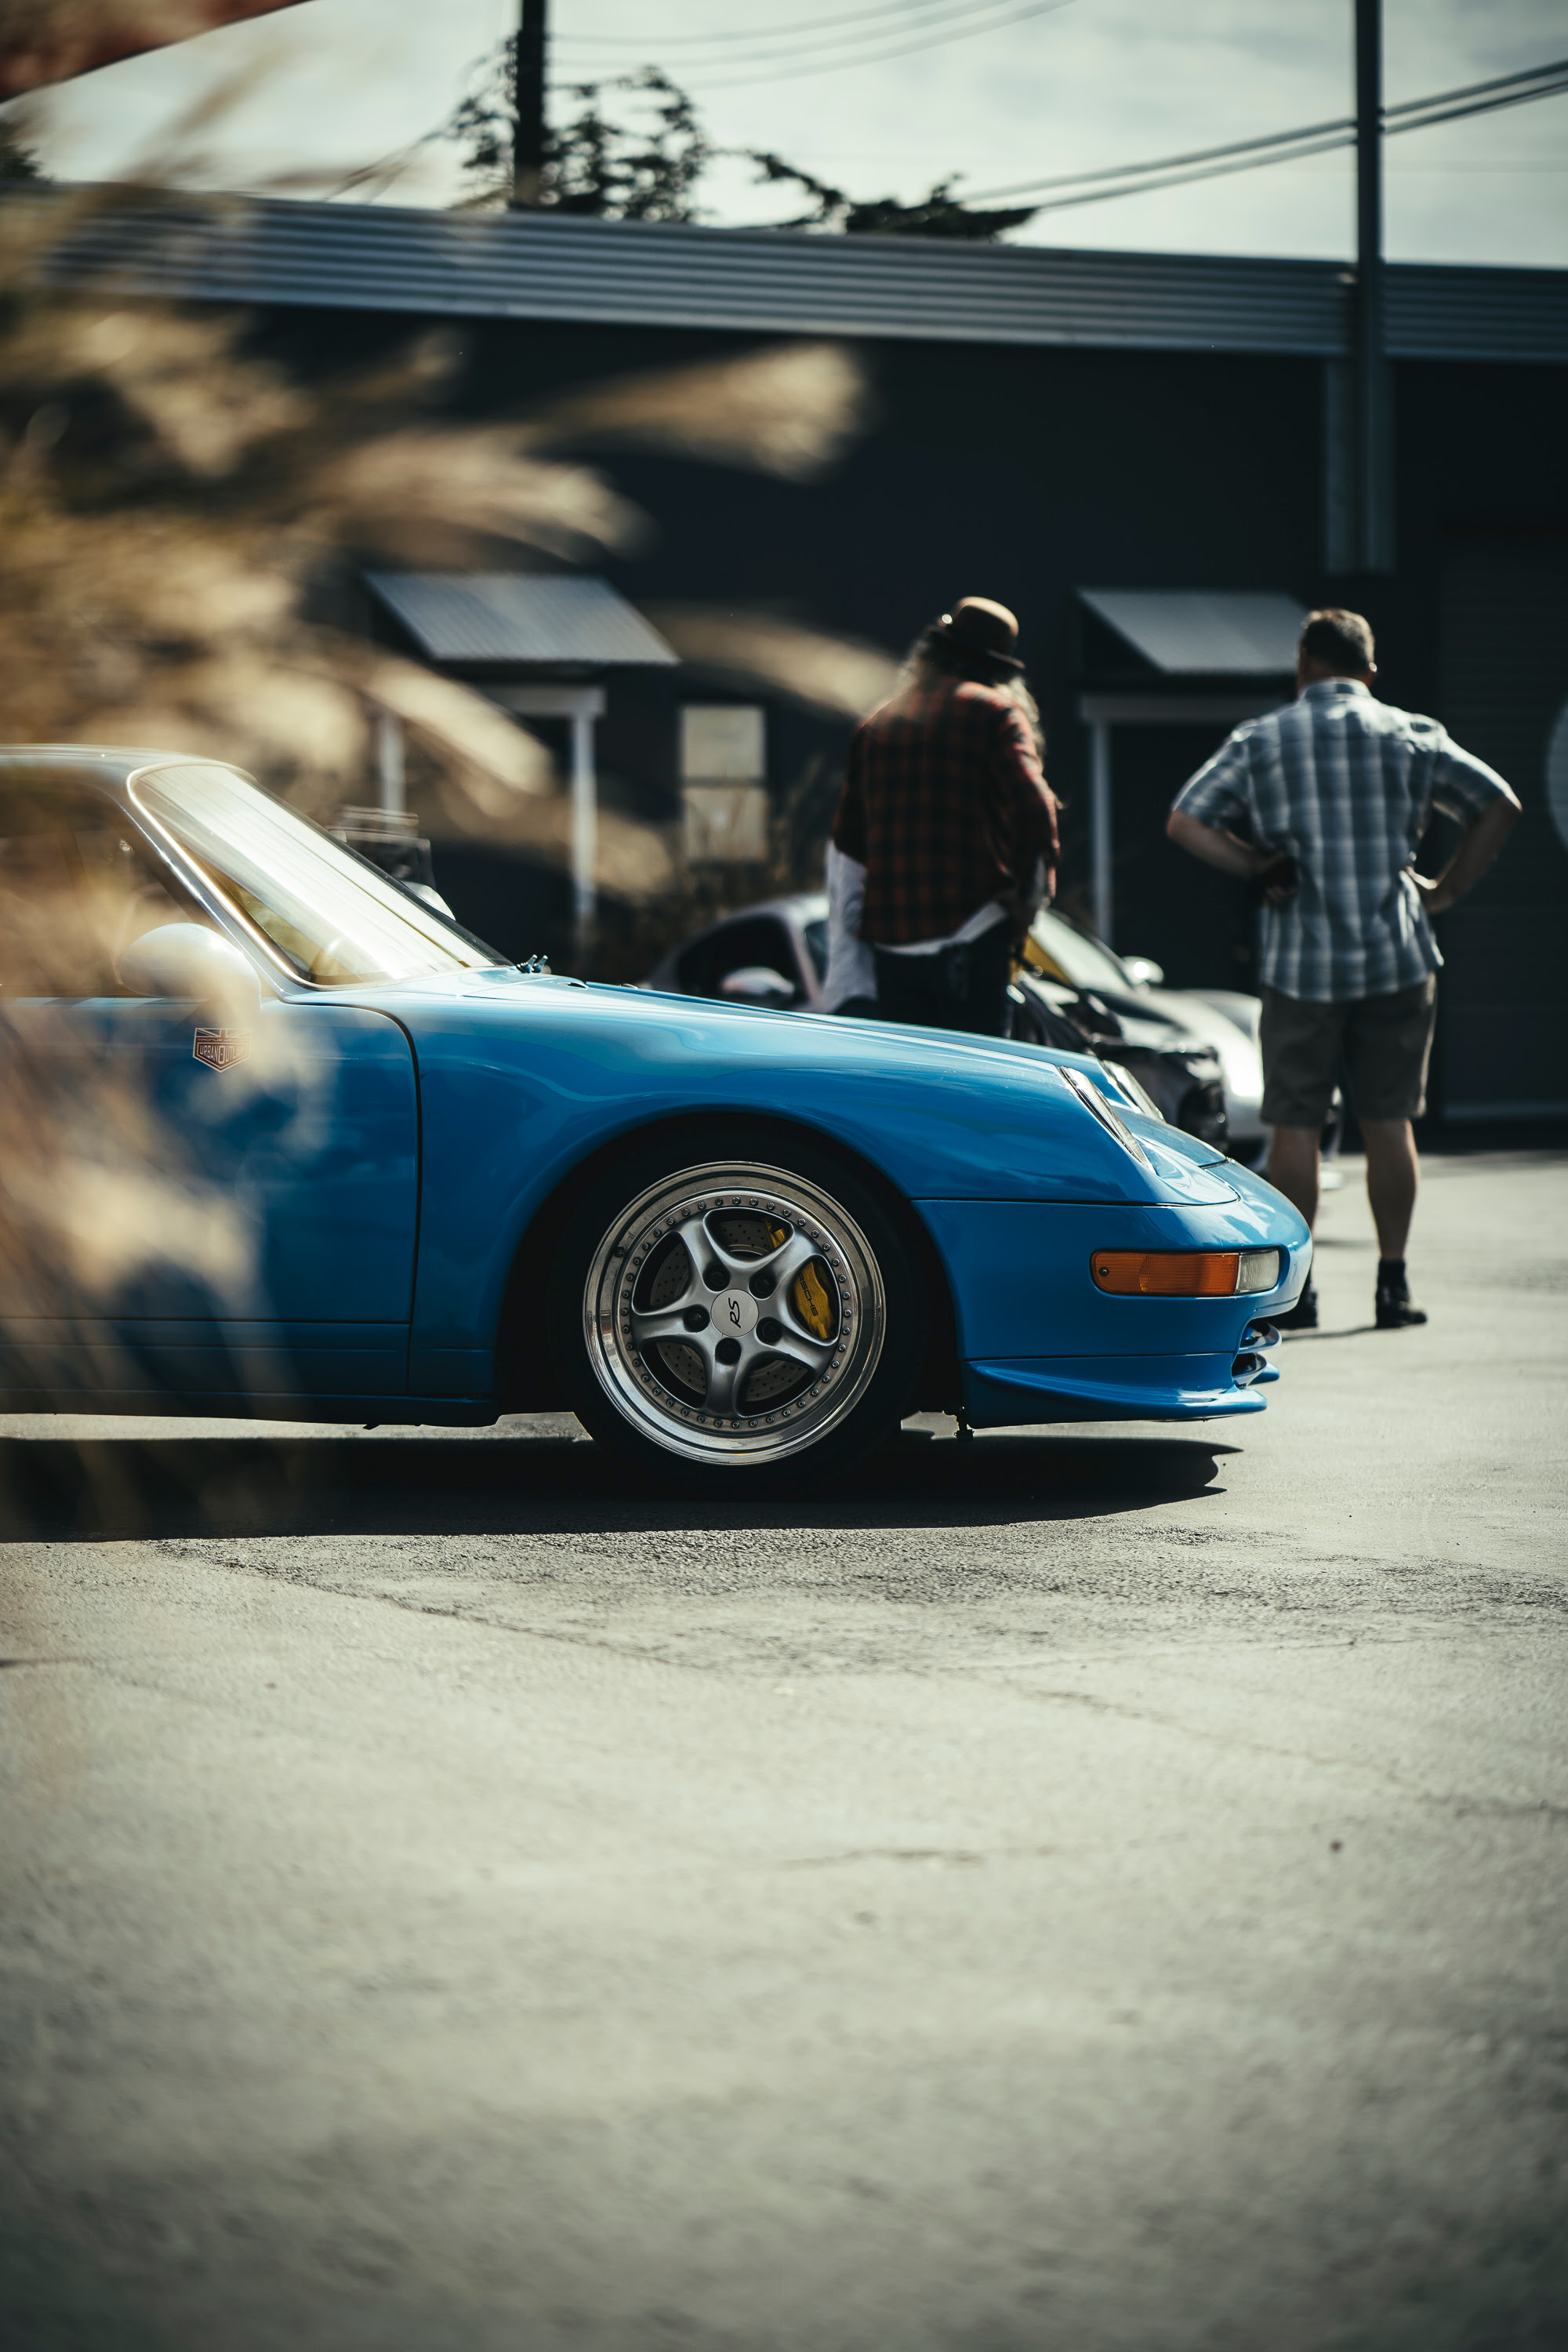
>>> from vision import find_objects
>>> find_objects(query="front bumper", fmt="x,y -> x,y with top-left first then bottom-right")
918,1181 -> 1310,1428
964,1350 -> 1267,1423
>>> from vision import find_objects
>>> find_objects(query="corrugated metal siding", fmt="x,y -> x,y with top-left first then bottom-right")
1385,265 -> 1568,364
366,572 -> 677,665
16,191 -> 1566,363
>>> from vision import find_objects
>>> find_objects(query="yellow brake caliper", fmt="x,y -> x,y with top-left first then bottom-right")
792,1257 -> 836,1341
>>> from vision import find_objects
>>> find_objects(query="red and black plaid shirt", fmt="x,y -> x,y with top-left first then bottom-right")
832,681 -> 1058,947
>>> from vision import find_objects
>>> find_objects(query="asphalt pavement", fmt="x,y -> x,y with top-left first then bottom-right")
2,1144 -> 1566,2352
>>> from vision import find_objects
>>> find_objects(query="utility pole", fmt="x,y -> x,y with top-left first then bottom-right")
1354,0 -> 1392,571
511,0 -> 547,209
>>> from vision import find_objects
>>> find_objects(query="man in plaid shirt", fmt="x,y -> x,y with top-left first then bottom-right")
1169,608 -> 1519,1330
832,597 -> 1058,1036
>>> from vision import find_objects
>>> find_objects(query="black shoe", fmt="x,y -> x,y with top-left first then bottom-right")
1275,1282 -> 1318,1330
1375,1281 -> 1427,1330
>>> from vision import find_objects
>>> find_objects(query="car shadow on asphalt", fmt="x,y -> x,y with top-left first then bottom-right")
0,1424 -> 1236,1542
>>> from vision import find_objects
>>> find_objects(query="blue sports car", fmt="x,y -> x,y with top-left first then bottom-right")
0,750 -> 1310,1484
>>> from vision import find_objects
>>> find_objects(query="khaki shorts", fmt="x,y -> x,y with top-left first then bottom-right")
1261,977 -> 1438,1128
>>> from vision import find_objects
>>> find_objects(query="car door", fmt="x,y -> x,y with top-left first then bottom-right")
0,781 -> 418,1407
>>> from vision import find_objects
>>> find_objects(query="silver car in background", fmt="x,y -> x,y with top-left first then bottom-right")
1016,912 -> 1269,1163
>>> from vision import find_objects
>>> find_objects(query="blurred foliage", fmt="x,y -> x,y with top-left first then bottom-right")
588,749 -> 844,988
745,157 -> 1037,241
0,76 -> 896,1411
446,47 -> 1036,241
452,60 -> 709,222
0,113 -> 45,181
0,201 -> 614,810
0,181 -> 873,873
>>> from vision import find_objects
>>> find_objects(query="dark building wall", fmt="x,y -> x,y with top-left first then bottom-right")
256,304 -> 1568,1102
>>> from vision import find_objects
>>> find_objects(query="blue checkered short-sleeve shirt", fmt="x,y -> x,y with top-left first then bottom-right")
1171,680 -> 1510,1002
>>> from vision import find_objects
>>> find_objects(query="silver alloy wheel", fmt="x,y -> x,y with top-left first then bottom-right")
582,1160 -> 887,1466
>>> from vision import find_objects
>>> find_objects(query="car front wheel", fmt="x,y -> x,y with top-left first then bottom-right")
556,1131 -> 924,1484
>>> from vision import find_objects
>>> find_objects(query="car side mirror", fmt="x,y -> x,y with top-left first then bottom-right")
118,923 -> 261,1022
1121,955 -> 1165,988
719,965 -> 797,1008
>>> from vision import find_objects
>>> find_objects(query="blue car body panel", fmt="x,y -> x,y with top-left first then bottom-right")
1,875 -> 1309,1428
0,994 -> 418,1403
917,1185 -> 1311,1423
305,969 -> 1305,1425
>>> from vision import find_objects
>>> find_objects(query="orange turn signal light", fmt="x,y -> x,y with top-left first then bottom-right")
1091,1250 -> 1240,1297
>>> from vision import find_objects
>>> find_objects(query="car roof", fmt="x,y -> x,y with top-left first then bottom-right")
0,746 -> 243,791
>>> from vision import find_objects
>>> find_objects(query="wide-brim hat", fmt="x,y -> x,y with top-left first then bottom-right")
926,595 -> 1025,675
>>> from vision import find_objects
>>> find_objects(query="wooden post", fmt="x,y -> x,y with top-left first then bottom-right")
376,708 -> 405,818
571,706 -> 598,958
1090,718 -> 1112,947
511,0 -> 547,209
1354,0 -> 1393,572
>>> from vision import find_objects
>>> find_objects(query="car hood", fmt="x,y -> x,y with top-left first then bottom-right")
343,966 -> 1240,1209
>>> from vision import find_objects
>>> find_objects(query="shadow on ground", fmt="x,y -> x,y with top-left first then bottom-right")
0,1425 -> 1235,1543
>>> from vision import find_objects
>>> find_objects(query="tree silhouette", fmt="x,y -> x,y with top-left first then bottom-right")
445,44 -> 1036,241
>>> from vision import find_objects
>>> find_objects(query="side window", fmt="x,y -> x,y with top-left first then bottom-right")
70,809 -> 188,974
0,788 -> 190,999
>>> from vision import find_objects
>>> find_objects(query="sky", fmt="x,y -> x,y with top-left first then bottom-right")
6,0 -> 1566,267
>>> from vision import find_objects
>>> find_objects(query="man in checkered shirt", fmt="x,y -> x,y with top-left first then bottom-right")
1169,608 -> 1519,1330
832,597 -> 1058,1037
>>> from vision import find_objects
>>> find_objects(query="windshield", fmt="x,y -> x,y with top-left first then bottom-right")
1028,909 -> 1135,994
132,764 -> 499,986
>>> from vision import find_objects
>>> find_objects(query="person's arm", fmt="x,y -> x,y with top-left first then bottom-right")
827,840 -> 867,938
1166,809 -> 1298,905
990,706 -> 1058,916
1413,789 -> 1520,915
831,730 -> 868,865
822,843 -> 876,1009
1167,730 -> 1298,904
1166,807 -> 1265,878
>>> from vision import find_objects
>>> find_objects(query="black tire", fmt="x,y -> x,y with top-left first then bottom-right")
550,1123 -> 926,1489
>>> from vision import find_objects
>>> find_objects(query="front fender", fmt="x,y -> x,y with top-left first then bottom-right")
361,976 -> 1255,1385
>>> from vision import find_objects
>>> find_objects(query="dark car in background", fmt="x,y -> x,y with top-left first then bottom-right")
647,896 -> 1258,1155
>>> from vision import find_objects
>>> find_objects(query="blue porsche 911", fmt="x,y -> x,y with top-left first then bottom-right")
0,750 -> 1310,1484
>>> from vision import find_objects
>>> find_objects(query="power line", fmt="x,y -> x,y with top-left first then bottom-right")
1385,72 -> 1568,138
1384,53 -> 1568,122
959,54 -> 1568,206
554,1 -> 1025,80
1017,133 -> 1355,216
553,0 -> 961,51
965,114 -> 1356,203
1002,84 -> 1568,217
641,0 -> 1082,90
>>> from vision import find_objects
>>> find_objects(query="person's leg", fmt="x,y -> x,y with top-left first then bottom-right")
1360,1118 -> 1419,1258
947,924 -> 1013,1036
1341,978 -> 1436,1327
1265,1124 -> 1321,1229
874,933 -> 1011,1036
1258,988 -> 1345,1328
871,949 -> 927,1028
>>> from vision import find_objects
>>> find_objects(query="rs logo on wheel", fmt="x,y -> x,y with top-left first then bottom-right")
728,1296 -> 742,1326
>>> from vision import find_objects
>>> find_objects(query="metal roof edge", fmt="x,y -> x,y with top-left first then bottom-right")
11,186 -> 1567,365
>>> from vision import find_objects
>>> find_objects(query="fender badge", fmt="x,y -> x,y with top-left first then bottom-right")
192,1026 -> 252,1073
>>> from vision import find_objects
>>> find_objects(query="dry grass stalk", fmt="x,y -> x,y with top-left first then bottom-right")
0,176 -> 885,1436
